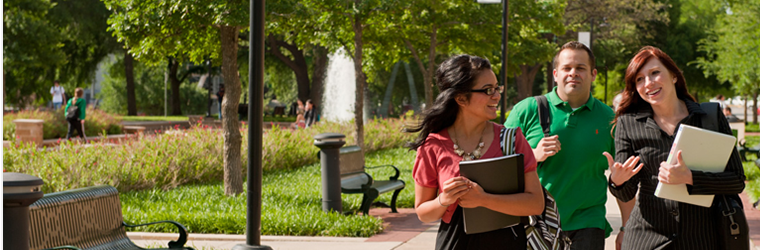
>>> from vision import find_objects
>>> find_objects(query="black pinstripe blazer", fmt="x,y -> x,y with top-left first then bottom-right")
608,99 -> 745,250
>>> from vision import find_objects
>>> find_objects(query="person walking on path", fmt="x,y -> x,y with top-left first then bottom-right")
50,80 -> 65,109
605,46 -> 745,250
504,41 -> 635,250
65,88 -> 87,141
408,54 -> 544,249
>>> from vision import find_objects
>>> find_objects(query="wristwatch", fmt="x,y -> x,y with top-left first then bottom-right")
609,178 -> 625,190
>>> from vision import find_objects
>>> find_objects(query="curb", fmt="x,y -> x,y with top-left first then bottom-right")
127,232 -> 368,243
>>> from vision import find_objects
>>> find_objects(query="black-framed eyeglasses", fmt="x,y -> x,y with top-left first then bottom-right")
469,85 -> 503,96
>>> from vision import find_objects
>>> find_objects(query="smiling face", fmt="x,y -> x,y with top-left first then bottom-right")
458,70 -> 501,121
553,49 -> 597,104
634,58 -> 678,107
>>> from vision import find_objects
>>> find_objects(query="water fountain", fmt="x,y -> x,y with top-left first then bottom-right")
322,49 -> 356,123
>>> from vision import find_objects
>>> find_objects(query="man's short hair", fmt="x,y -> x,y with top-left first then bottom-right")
53,80 -> 60,84
553,41 -> 596,70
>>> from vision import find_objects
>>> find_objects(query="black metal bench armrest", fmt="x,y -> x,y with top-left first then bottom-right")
366,164 -> 401,180
123,220 -> 190,249
43,246 -> 83,250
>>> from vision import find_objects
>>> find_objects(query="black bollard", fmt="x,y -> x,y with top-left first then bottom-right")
3,172 -> 44,250
314,133 -> 346,213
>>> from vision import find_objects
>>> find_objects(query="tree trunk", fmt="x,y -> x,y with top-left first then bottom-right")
404,25 -> 436,111
168,58 -> 182,115
267,35 -> 311,103
220,25 -> 243,195
352,2 -> 365,151
515,63 -> 543,101
753,91 -> 758,124
546,62 -> 554,93
311,46 -> 328,109
124,50 -> 137,115
423,26 -> 437,110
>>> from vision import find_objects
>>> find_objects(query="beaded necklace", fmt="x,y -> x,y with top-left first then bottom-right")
451,125 -> 487,161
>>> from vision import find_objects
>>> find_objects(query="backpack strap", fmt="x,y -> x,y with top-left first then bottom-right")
700,102 -> 720,132
535,95 -> 551,137
500,127 -> 518,155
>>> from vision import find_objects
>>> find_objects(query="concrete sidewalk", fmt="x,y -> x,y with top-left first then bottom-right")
130,177 -> 760,250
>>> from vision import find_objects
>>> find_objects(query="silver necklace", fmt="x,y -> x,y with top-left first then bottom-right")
451,125 -> 487,161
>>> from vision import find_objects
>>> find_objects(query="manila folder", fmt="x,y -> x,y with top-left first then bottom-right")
458,154 -> 524,234
654,124 -> 736,207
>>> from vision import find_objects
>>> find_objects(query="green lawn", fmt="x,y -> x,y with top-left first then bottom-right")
120,147 -> 416,237
746,122 -> 759,133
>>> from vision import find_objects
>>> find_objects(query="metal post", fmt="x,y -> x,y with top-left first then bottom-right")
500,0 -> 509,123
232,0 -> 271,249
3,173 -> 44,250
314,133 -> 347,213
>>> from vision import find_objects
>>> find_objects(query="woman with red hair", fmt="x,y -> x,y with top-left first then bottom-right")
603,46 -> 745,249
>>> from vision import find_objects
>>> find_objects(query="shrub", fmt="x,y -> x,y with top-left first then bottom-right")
3,108 -> 123,140
4,118 -> 417,193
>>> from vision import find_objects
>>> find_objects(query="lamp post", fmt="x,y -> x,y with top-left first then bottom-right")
232,0 -> 272,249
477,0 -> 508,123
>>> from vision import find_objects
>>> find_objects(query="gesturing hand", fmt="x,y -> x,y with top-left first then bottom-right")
658,150 -> 693,185
533,135 -> 561,162
604,152 -> 643,187
438,176 -> 471,206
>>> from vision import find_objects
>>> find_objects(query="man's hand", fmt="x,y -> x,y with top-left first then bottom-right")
658,150 -> 693,185
532,135 -> 561,162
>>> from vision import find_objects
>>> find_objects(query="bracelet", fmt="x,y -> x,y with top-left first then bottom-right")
437,196 -> 448,207
620,226 -> 625,232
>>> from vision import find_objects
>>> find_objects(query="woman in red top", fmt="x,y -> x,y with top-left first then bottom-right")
407,55 -> 544,249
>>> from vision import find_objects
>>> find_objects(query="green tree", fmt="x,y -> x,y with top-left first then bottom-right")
696,0 -> 760,124
3,0 -> 66,107
561,0 -> 670,103
4,0 -> 117,108
266,1 -> 329,108
105,0 -> 249,195
99,55 -> 208,115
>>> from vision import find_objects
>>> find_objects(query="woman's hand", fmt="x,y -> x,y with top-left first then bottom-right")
457,178 -> 486,208
532,135 -> 561,162
604,152 -> 643,186
438,176 -> 471,206
658,150 -> 693,185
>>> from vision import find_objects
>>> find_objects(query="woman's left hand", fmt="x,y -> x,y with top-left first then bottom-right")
458,178 -> 486,208
658,150 -> 693,185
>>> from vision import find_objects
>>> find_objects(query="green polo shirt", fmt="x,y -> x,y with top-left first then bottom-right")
505,87 -> 615,237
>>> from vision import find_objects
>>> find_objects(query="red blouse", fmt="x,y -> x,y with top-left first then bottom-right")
413,123 -> 537,223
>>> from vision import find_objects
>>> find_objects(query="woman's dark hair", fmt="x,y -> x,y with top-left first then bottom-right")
406,54 -> 492,150
613,46 -> 695,127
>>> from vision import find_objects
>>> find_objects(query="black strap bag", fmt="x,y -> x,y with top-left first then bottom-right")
66,103 -> 79,121
499,127 -> 571,250
701,102 -> 750,250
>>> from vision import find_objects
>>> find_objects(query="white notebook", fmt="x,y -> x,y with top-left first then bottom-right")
654,124 -> 736,207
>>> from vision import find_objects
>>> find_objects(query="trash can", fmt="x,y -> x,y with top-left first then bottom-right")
314,133 -> 346,213
4,172 -> 44,250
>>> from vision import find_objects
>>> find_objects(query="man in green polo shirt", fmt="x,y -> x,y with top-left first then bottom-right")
505,41 -> 634,250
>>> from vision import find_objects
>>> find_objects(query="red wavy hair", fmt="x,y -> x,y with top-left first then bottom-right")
613,46 -> 695,127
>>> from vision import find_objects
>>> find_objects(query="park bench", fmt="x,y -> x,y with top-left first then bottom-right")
28,185 -> 193,250
339,145 -> 406,215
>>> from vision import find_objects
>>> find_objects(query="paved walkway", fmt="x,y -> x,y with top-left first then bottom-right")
128,173 -> 760,250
